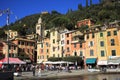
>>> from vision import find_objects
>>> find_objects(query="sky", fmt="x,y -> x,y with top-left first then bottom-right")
0,0 -> 99,27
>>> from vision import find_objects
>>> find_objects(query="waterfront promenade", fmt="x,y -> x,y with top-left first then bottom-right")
14,69 -> 99,80
14,69 -> 120,80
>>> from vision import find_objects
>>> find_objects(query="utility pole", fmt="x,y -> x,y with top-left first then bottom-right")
0,8 -> 10,70
7,8 -> 10,70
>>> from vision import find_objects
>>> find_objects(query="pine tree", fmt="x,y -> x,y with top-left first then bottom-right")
90,0 -> 92,6
86,0 -> 88,7
99,0 -> 102,3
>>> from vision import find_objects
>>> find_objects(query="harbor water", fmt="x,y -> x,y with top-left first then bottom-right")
55,74 -> 120,80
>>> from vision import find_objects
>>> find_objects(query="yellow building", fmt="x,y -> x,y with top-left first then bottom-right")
50,28 -> 61,57
106,21 -> 120,66
96,26 -> 108,66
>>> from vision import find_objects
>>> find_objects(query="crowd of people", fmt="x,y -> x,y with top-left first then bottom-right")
0,63 -> 83,77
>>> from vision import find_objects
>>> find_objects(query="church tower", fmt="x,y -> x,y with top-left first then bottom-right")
36,17 -> 42,36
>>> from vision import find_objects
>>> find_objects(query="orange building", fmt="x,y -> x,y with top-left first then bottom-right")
77,19 -> 94,28
84,28 -> 98,68
37,37 -> 50,63
71,30 -> 85,68
71,30 -> 84,56
12,38 -> 35,63
0,41 -> 18,58
65,31 -> 74,57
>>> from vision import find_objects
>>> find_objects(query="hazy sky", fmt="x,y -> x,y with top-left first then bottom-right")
0,0 -> 99,27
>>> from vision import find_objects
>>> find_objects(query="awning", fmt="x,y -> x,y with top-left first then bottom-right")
0,57 -> 26,64
86,58 -> 96,64
97,60 -> 107,65
108,57 -> 120,65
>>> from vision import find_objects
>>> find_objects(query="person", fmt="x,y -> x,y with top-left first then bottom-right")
37,66 -> 41,77
32,65 -> 36,76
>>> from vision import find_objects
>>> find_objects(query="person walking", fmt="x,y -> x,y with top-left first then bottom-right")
32,65 -> 36,76
37,66 -> 41,77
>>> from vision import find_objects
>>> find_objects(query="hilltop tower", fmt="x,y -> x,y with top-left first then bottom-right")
36,17 -> 42,36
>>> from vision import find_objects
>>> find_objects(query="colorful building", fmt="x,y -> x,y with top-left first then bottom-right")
84,27 -> 98,68
77,19 -> 94,28
0,41 -> 17,58
65,30 -> 74,57
37,37 -> 50,63
95,26 -> 108,66
13,38 -> 35,63
50,28 -> 60,57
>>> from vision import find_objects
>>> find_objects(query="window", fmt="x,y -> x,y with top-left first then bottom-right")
100,32 -> 103,37
74,51 -> 77,56
111,50 -> 116,56
41,49 -> 43,53
28,49 -> 29,53
41,55 -> 44,59
21,42 -> 24,45
67,47 -> 70,52
80,43 -> 82,48
74,43 -> 76,48
38,56 -> 39,59
67,40 -> 69,44
87,34 -> 89,39
41,44 -> 43,48
47,55 -> 49,59
114,30 -> 117,35
53,32 -> 55,36
100,41 -> 104,47
11,54 -> 14,57
101,50 -> 105,57
111,39 -> 115,46
67,33 -> 69,37
18,41 -> 20,45
58,46 -> 59,50
53,47 -> 56,52
62,35 -> 64,38
46,42 -> 49,47
92,33 -> 94,38
80,51 -> 83,56
46,49 -> 49,53
90,50 -> 94,56
61,40 -> 64,44
107,31 -> 111,36
53,39 -> 55,44
90,41 -> 94,46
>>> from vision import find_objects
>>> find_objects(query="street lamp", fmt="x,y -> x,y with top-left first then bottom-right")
0,8 -> 10,70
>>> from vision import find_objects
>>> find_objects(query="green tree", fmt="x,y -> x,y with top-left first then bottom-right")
78,4 -> 83,10
48,57 -> 62,61
51,16 -> 74,30
86,0 -> 88,7
90,0 -> 92,6
62,56 -> 82,63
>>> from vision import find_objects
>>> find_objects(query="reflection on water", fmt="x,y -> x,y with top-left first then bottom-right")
56,74 -> 120,80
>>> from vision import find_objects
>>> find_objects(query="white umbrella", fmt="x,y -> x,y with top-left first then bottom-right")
53,61 -> 73,64
43,61 -> 54,64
